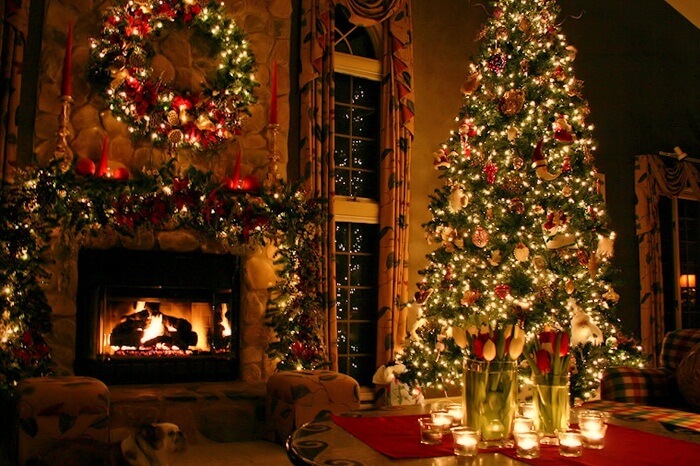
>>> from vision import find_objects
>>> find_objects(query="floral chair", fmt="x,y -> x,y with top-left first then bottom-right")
600,329 -> 700,409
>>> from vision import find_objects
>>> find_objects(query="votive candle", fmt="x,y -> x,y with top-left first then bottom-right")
520,402 -> 536,420
513,416 -> 534,434
419,418 -> 443,445
558,431 -> 583,457
451,427 -> 479,457
581,424 -> 607,449
446,403 -> 463,426
514,431 -> 540,459
431,411 -> 453,432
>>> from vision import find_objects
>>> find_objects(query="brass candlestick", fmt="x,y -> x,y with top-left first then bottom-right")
266,123 -> 281,187
53,95 -> 74,172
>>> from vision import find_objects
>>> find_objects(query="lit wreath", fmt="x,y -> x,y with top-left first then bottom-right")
87,0 -> 257,154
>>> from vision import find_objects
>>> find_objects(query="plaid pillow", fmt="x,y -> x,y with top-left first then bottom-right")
660,329 -> 700,372
600,366 -> 670,404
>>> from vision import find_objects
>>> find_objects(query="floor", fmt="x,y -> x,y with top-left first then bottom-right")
171,439 -> 289,466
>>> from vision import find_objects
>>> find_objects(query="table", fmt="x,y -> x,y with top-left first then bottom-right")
287,403 -> 700,465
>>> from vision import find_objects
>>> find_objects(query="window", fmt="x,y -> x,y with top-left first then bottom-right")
333,7 -> 381,386
660,197 -> 700,329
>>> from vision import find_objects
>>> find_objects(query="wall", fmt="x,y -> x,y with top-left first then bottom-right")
410,0 -> 700,338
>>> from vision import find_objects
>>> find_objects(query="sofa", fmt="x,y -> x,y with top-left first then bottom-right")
600,328 -> 700,412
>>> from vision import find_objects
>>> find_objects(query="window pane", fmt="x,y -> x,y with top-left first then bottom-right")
337,290 -> 348,320
347,29 -> 376,58
353,79 -> 380,106
349,323 -> 375,354
350,255 -> 377,287
347,356 -> 375,386
335,169 -> 351,196
352,107 -> 378,137
349,288 -> 376,320
335,136 -> 350,168
337,326 -> 348,354
336,104 -> 351,135
352,139 -> 376,168
336,254 -> 349,286
335,74 -> 351,103
351,171 -> 378,199
335,223 -> 349,251
351,224 -> 376,253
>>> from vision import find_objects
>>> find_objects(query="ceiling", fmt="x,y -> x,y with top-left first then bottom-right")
666,0 -> 700,29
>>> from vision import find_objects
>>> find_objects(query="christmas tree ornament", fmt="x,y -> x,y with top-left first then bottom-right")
565,279 -> 575,294
461,289 -> 481,306
520,59 -> 531,75
513,156 -> 525,170
499,89 -> 526,116
461,72 -> 482,95
483,161 -> 498,184
472,226 -> 489,248
449,186 -> 469,212
495,284 -> 511,299
514,242 -> 530,262
532,255 -> 547,270
553,115 -> 575,142
507,126 -> 519,142
75,157 -> 96,177
532,140 -> 561,181
487,53 -> 507,73
509,198 -> 525,215
414,287 -> 434,304
488,250 -> 503,266
577,250 -> 589,266
603,288 -> 620,303
433,148 -> 452,169
566,45 -> 578,61
562,185 -> 572,197
596,236 -> 615,258
518,17 -> 531,33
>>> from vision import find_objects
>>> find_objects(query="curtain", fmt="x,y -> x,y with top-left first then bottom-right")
635,154 -> 700,364
299,0 -> 414,371
0,0 -> 30,186
299,0 -> 338,369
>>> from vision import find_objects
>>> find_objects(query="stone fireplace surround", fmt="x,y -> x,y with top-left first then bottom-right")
44,225 -> 280,386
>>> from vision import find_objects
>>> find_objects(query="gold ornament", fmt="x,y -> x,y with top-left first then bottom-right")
532,255 -> 546,270
500,89 -> 526,116
168,129 -> 183,144
488,250 -> 502,266
513,156 -> 525,170
507,126 -> 519,142
461,73 -> 482,95
496,27 -> 509,40
562,185 -> 572,197
565,279 -> 575,294
461,289 -> 481,306
514,242 -> 529,262
518,18 -> 531,33
167,110 -> 180,125
472,227 -> 489,248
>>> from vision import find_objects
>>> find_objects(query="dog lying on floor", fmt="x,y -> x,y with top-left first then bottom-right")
27,422 -> 186,466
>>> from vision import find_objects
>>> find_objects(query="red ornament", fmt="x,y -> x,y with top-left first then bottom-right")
112,167 -> 130,180
487,53 -> 507,73
241,174 -> 261,191
75,157 -> 96,177
494,284 -> 511,299
483,161 -> 498,184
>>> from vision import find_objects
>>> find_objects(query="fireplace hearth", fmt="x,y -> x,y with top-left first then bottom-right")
74,248 -> 240,384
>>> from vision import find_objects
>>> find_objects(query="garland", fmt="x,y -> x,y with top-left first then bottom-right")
0,160 -> 328,398
87,0 -> 257,153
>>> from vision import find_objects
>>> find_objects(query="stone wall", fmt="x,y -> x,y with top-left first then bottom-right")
35,0 -> 291,384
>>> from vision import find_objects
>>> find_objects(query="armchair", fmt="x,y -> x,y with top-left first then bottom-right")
600,328 -> 700,411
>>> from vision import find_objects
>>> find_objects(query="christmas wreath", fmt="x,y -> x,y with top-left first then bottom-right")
87,0 -> 257,154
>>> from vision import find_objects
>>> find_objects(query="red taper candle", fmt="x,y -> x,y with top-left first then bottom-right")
97,134 -> 109,177
61,20 -> 74,97
232,149 -> 242,188
269,60 -> 278,124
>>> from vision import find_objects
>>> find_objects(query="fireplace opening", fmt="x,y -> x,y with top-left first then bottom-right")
74,248 -> 240,385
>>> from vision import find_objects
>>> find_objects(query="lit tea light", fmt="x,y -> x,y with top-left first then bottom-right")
431,411 -> 453,432
419,417 -> 443,445
520,402 -> 536,420
581,423 -> 608,449
514,431 -> 540,459
578,410 -> 606,431
513,416 -> 534,434
558,430 -> 583,457
451,427 -> 479,457
446,402 -> 464,426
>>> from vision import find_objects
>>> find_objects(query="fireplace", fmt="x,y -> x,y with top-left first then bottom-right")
74,248 -> 240,384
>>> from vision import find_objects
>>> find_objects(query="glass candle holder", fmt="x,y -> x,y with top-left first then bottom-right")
519,402 -> 536,420
451,427 -> 480,457
431,411 -> 454,432
581,423 -> 608,449
514,431 -> 540,459
445,402 -> 464,426
578,410 -> 606,432
513,416 -> 534,434
419,417 -> 443,445
558,430 -> 583,457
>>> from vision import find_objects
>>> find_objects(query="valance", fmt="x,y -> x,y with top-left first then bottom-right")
335,0 -> 405,26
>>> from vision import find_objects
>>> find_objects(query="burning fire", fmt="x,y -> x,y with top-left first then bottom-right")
221,303 -> 231,337
140,313 -> 177,344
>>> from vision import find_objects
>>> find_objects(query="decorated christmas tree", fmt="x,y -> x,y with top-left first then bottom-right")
397,0 -> 645,402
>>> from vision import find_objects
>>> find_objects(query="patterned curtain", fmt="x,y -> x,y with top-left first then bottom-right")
299,0 -> 338,369
298,0 -> 414,371
635,154 -> 700,364
0,0 -> 30,186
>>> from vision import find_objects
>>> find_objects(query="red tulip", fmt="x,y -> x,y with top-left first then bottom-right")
539,330 -> 556,344
558,332 -> 570,357
536,349 -> 552,374
473,337 -> 484,359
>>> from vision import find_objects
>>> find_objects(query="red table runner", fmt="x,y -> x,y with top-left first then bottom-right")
332,413 -> 700,465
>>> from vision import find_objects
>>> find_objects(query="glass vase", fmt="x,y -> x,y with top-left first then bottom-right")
463,359 -> 517,445
533,374 -> 570,438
